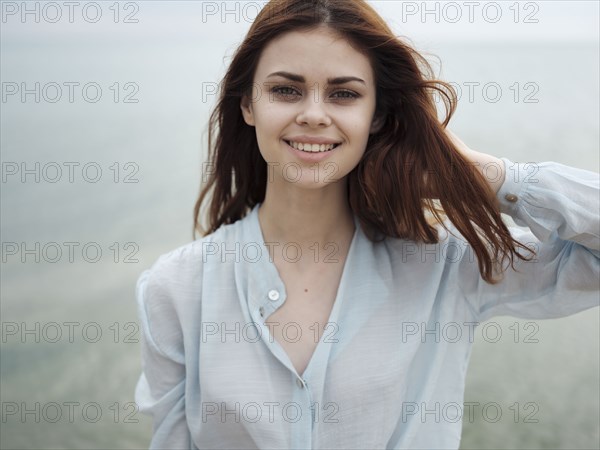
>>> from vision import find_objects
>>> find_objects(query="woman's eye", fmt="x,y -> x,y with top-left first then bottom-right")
271,86 -> 300,98
331,90 -> 359,100
269,86 -> 360,101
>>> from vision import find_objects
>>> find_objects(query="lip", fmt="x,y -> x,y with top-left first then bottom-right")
283,139 -> 339,163
284,135 -> 342,145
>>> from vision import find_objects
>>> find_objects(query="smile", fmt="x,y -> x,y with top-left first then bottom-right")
284,140 -> 341,153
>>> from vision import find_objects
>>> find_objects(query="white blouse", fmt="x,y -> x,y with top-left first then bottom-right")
135,157 -> 599,449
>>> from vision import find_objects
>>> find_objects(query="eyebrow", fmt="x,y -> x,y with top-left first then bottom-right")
266,71 -> 366,86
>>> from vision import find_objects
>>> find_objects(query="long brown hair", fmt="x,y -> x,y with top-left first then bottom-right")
193,0 -> 534,283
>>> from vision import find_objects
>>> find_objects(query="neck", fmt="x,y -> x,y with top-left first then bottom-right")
257,178 -> 356,254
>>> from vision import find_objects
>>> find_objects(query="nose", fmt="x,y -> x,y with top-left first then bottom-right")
296,90 -> 332,127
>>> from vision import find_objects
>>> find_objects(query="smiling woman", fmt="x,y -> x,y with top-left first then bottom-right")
240,27 -> 379,197
134,1 -> 599,449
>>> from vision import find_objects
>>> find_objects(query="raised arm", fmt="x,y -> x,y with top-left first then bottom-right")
449,137 -> 599,321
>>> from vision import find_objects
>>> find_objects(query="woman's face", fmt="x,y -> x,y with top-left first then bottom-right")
241,26 -> 382,189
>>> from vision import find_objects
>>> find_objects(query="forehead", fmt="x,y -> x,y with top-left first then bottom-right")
254,27 -> 375,84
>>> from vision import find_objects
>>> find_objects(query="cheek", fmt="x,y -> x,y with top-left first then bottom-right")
343,108 -> 375,141
252,107 -> 280,148
254,102 -> 291,135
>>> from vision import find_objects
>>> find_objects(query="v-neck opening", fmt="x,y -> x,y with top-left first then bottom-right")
250,202 -> 361,380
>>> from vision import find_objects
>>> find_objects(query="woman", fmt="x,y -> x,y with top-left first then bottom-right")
134,1 -> 599,448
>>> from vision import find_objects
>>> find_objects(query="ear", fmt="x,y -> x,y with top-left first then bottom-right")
240,95 -> 255,127
369,112 -> 385,134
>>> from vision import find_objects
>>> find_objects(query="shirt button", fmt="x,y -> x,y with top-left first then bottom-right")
296,378 -> 305,389
505,193 -> 518,203
259,307 -> 265,318
268,289 -> 280,301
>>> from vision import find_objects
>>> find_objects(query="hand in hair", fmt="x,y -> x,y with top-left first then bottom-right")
444,128 -> 506,195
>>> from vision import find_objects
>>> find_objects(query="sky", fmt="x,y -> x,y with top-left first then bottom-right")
1,1 -> 598,44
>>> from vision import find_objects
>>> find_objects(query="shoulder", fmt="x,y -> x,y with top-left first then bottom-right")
136,216 -> 243,302
381,218 -> 471,263
135,241 -> 205,344
142,219 -> 241,283
135,223 -> 243,354
136,219 -> 245,310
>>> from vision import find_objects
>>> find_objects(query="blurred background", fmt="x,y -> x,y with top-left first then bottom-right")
1,1 -> 598,448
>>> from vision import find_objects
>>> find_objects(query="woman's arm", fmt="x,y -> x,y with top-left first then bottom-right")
135,262 -> 194,449
446,131 -> 599,321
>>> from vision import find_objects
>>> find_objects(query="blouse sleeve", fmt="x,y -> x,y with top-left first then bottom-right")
134,259 -> 194,449
458,157 -> 600,322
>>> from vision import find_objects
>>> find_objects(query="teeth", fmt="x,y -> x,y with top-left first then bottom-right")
287,140 -> 338,153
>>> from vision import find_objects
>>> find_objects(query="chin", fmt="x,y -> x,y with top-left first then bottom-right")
295,175 -> 347,188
